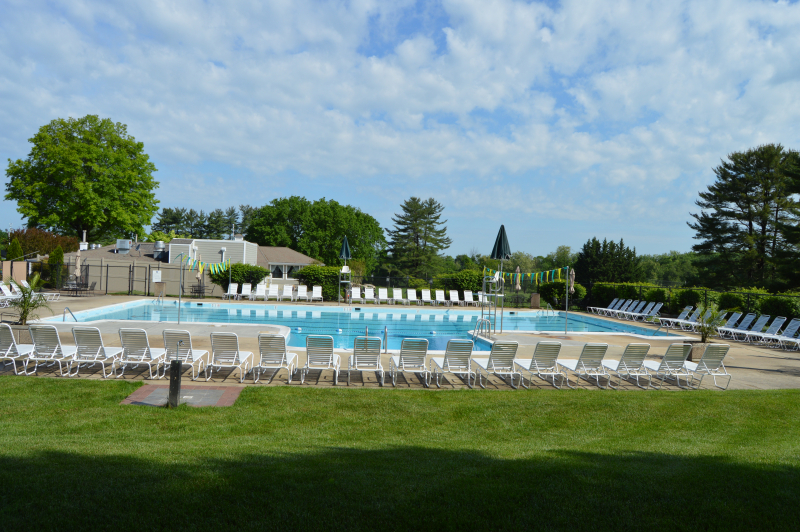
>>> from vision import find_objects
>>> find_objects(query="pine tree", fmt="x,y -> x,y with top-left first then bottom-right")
387,197 -> 453,277
573,237 -> 641,284
8,238 -> 24,261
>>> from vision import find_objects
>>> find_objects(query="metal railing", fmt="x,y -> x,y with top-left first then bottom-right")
62,307 -> 77,322
473,318 -> 492,341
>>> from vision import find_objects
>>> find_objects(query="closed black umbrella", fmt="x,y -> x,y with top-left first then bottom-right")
339,236 -> 352,264
490,225 -> 511,333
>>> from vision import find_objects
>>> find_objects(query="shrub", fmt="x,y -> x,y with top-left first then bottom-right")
644,288 -> 667,303
676,289 -> 702,308
8,238 -> 23,261
407,277 -> 431,291
758,296 -> 799,320
717,293 -> 745,312
432,270 -> 482,294
539,281 -> 587,306
209,263 -> 269,292
48,245 -> 65,288
296,265 -> 341,302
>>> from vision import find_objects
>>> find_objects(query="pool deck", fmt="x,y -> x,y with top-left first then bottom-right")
3,295 -> 800,391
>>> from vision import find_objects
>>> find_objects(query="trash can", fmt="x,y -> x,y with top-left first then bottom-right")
530,293 -> 540,309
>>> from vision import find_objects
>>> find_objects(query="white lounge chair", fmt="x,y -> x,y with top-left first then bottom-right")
718,313 -> 755,339
601,343 -> 651,389
311,285 -> 323,302
473,341 -> 522,389
351,286 -> 362,304
635,302 -> 663,322
239,283 -> 252,300
363,287 -> 378,305
622,302 -> 652,321
303,335 -> 340,384
618,301 -> 646,320
0,323 -> 34,375
733,314 -> 770,342
407,289 -> 421,305
223,283 -> 239,300
389,338 -> 430,387
252,284 -> 266,301
449,290 -> 463,307
612,300 -> 640,319
434,290 -> 450,307
254,334 -> 298,384
266,284 -> 280,301
296,285 -> 310,302
670,308 -> 702,330
118,328 -> 166,380
514,341 -> 566,389
557,343 -> 611,389
25,324 -> 78,377
208,332 -> 253,383
163,329 -> 208,381
642,343 -> 692,389
279,285 -> 294,302
588,298 -> 618,314
769,318 -> 800,350
420,289 -> 433,306
659,306 -> 693,328
378,288 -> 391,305
462,290 -> 479,307
601,299 -> 629,316
684,343 -> 732,390
744,316 -> 785,344
430,339 -> 475,388
0,284 -> 21,302
70,326 -> 122,378
392,288 -> 408,305
715,312 -> 742,337
348,336 -> 383,386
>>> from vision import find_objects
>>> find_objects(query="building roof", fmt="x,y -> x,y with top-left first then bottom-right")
168,238 -> 194,245
62,243 -> 161,263
256,247 -> 320,267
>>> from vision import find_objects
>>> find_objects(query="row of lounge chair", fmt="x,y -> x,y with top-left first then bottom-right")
0,280 -> 61,307
588,298 -> 663,322
352,288 -> 484,307
223,283 -> 324,302
1,323 -> 731,390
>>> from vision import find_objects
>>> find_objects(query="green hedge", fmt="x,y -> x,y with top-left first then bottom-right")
717,293 -> 745,312
432,271 -> 483,293
296,265 -> 341,302
539,281 -> 587,306
758,296 -> 799,319
209,263 -> 269,292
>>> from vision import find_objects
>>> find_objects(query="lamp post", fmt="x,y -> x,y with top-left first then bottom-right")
175,252 -> 186,324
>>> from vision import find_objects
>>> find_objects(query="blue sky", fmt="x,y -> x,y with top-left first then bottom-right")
2,0 -> 800,257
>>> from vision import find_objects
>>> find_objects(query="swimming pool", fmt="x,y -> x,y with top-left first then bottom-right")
49,300 -> 676,350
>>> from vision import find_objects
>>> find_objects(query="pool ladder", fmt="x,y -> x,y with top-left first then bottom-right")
544,304 -> 556,317
62,307 -> 77,322
473,318 -> 492,341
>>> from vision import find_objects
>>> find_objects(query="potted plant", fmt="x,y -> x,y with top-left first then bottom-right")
8,273 -> 52,325
690,304 -> 727,361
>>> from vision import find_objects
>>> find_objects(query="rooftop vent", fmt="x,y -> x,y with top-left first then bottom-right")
154,240 -> 165,251
79,242 -> 89,251
116,239 -> 132,254
234,234 -> 244,241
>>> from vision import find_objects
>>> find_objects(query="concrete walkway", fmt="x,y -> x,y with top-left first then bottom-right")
3,295 -> 800,391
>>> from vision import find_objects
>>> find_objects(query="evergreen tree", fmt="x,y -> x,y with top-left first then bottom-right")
387,197 -> 453,277
224,206 -> 239,236
205,209 -> 227,240
151,207 -> 184,234
8,238 -> 24,261
688,144 -> 800,288
573,237 -> 642,284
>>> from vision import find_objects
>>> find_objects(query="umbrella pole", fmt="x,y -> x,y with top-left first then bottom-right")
565,266 -> 569,334
500,259 -> 504,334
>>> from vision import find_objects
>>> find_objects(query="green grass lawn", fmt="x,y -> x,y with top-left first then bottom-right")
1,377 -> 799,531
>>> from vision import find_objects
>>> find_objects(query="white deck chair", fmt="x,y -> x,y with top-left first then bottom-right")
635,302 -> 663,322
311,285 -> 323,302
420,289 -> 433,306
642,343 -> 692,389
599,299 -> 628,316
619,301 -> 646,320
392,288 -> 408,305
588,298 -> 618,314
715,312 -> 742,337
208,332 -> 253,383
378,288 -> 391,305
733,314 -> 770,341
557,343 -> 611,389
389,338 -> 430,387
118,328 -> 166,380
594,298 -> 623,315
407,289 -> 421,305
25,324 -> 77,377
430,339 -> 475,388
70,327 -> 122,378
718,313 -> 755,339
434,290 -> 450,307
163,329 -> 208,381
513,341 -> 566,389
623,302 -> 653,321
351,286 -> 362,304
462,290 -> 478,307
771,319 -> 800,350
266,284 -> 280,301
612,300 -> 640,319
449,290 -> 463,307
687,309 -> 714,332
279,285 -> 294,302
0,323 -> 34,375
744,316 -> 785,344
296,285 -> 310,302
240,283 -> 252,300
254,334 -> 298,384
601,343 -> 651,389
659,306 -> 693,328
0,284 -> 21,301
684,343 -> 732,390
252,284 -> 266,301
303,335 -> 340,384
363,287 -> 378,305
348,336 -> 383,386
223,283 -> 239,300
473,341 -> 522,389
670,308 -> 702,330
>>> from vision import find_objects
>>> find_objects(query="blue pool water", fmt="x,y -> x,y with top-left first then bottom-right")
51,301 -> 675,350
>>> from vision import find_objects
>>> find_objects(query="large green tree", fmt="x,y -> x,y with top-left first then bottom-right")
246,197 -> 386,273
5,115 -> 159,242
573,237 -> 642,284
387,197 -> 453,277
688,144 -> 800,288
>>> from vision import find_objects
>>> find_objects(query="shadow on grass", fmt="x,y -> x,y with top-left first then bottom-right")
1,448 -> 797,531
